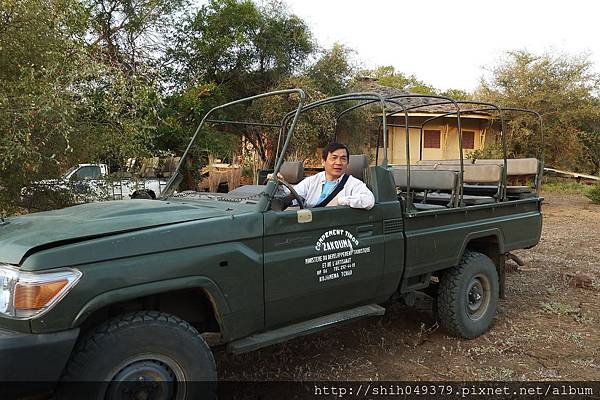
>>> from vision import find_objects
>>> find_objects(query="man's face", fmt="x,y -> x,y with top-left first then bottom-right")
322,148 -> 348,180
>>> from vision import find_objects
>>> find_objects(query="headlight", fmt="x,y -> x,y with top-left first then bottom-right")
0,263 -> 82,320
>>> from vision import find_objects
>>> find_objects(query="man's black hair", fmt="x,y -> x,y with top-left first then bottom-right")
322,142 -> 350,161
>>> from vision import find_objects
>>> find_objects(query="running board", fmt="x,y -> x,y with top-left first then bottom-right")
227,304 -> 385,354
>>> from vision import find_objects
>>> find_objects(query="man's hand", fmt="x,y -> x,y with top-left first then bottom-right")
267,172 -> 284,180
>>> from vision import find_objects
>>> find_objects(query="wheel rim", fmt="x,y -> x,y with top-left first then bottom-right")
465,273 -> 491,321
105,354 -> 186,400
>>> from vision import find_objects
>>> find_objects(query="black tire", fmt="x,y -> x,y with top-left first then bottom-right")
58,311 -> 216,400
436,251 -> 499,339
131,189 -> 156,199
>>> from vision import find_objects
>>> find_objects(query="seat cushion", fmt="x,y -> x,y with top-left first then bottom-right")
506,185 -> 533,194
413,203 -> 446,211
463,184 -> 499,196
426,192 -> 495,205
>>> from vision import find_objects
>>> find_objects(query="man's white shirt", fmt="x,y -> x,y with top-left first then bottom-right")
292,171 -> 375,209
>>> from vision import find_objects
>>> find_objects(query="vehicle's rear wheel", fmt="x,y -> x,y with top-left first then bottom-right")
58,311 -> 216,400
436,251 -> 499,339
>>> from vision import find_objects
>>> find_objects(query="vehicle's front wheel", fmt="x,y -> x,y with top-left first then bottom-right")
436,251 -> 499,339
58,311 -> 216,400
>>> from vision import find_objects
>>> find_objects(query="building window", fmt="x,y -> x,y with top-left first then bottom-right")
462,130 -> 475,149
423,130 -> 441,148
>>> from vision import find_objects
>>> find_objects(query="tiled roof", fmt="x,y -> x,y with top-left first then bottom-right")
350,80 -> 493,116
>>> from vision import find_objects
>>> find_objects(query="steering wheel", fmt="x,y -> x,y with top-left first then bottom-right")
274,176 -> 304,209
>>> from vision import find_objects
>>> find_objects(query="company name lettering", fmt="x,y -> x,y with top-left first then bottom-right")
315,229 -> 359,251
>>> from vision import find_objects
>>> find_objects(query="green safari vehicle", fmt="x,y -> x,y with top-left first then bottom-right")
0,90 -> 543,398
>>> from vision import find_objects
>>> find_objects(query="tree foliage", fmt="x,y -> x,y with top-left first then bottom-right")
360,66 -> 437,95
0,0 -> 89,212
157,1 -> 361,170
308,43 -> 356,96
477,50 -> 600,172
244,76 -> 335,165
167,0 -> 313,93
2,0 -> 599,215
0,0 -> 167,213
85,0 -> 188,74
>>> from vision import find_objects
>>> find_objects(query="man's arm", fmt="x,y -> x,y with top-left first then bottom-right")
336,180 -> 375,210
290,175 -> 310,202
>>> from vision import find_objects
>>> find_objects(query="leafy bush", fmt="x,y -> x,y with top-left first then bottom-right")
20,186 -> 78,212
586,184 -> 600,204
466,143 -> 504,161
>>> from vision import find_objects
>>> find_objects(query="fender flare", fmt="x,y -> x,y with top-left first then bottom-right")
457,228 -> 506,263
72,276 -> 230,334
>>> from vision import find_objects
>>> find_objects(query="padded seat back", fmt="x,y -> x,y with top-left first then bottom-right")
391,167 -> 457,191
280,161 -> 304,184
435,164 -> 502,184
391,164 -> 435,170
417,159 -> 474,166
347,154 -> 369,181
507,158 -> 539,176
475,158 -> 539,176
464,164 -> 502,184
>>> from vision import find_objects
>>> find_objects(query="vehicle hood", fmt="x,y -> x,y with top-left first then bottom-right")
0,199 -> 244,265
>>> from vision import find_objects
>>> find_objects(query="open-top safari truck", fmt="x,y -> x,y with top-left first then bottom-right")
0,89 -> 542,398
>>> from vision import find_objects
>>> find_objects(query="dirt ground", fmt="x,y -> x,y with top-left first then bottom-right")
215,191 -> 600,382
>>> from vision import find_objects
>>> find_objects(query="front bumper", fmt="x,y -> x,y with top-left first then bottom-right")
0,327 -> 79,382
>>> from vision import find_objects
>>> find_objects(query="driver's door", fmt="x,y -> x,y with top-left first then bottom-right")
263,205 -> 385,328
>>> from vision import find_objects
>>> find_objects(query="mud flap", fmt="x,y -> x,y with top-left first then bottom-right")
497,253 -> 506,299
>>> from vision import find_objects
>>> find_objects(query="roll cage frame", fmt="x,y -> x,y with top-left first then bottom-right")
160,89 -> 544,213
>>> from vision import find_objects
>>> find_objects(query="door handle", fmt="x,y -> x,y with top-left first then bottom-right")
356,225 -> 374,237
274,236 -> 312,247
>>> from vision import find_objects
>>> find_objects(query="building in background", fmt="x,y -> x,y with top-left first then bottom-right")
342,80 -> 501,165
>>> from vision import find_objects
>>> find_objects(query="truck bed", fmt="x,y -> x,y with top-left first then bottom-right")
401,197 -> 542,290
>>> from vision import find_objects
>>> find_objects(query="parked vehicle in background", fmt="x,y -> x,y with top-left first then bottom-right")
21,159 -> 179,210
56,162 -> 168,200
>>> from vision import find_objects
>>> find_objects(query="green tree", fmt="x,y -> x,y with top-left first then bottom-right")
159,0 -> 316,167
440,88 -> 471,101
0,0 -> 165,213
477,50 -> 600,172
307,43 -> 356,96
154,82 -> 232,159
578,105 -> 600,174
244,75 -> 334,166
167,0 -> 314,94
0,0 -> 90,213
74,68 -> 164,163
360,66 -> 437,95
80,0 -> 189,164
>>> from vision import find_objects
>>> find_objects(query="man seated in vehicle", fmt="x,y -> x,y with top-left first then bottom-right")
274,142 -> 375,210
